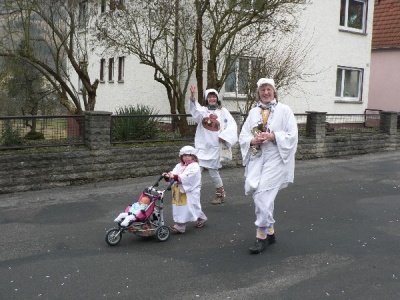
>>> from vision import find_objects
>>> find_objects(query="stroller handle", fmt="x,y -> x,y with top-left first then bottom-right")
162,174 -> 175,191
152,175 -> 165,187
167,179 -> 175,191
143,175 -> 175,195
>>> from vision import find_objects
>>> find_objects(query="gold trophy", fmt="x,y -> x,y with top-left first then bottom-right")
250,123 -> 265,157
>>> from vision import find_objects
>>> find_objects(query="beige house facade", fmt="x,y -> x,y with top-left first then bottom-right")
75,0 -> 375,115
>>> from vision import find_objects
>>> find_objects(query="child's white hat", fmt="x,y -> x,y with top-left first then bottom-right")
179,145 -> 197,157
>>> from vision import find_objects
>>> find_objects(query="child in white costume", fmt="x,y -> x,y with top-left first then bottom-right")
163,145 -> 207,234
114,196 -> 151,227
189,85 -> 238,204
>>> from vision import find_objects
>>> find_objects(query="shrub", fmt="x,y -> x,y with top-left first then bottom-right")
25,131 -> 45,140
0,120 -> 25,146
113,105 -> 159,141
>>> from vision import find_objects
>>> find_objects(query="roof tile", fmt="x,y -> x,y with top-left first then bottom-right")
372,0 -> 400,48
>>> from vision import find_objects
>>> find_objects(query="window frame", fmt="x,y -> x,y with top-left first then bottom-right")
101,0 -> 106,13
78,0 -> 88,28
335,66 -> 364,102
229,0 -> 267,11
100,58 -> 105,82
78,61 -> 87,93
110,0 -> 125,11
339,0 -> 368,34
108,58 -> 114,82
78,77 -> 83,93
224,55 -> 263,97
118,56 -> 125,82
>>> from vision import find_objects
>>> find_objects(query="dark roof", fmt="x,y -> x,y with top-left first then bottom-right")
372,0 -> 400,49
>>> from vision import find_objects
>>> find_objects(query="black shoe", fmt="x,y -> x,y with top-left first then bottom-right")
249,234 -> 276,254
267,233 -> 276,244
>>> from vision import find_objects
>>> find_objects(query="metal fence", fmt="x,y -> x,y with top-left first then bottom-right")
0,112 -> 396,149
295,113 -> 308,136
325,113 -> 381,135
110,114 -> 197,144
0,115 -> 85,150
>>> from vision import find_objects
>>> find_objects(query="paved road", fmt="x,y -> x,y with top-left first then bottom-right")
1,151 -> 400,300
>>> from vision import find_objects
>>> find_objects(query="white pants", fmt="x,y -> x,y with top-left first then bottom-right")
114,212 -> 128,222
253,187 -> 279,228
114,213 -> 137,226
201,167 -> 223,188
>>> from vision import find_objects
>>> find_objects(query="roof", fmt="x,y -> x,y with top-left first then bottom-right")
372,0 -> 400,49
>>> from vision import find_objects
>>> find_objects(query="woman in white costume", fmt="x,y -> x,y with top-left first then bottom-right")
189,85 -> 238,205
239,78 -> 298,253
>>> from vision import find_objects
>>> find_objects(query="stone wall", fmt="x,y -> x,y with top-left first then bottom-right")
297,134 -> 399,160
0,145 -> 186,194
0,111 -> 398,194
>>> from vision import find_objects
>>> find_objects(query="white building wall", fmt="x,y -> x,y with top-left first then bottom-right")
271,0 -> 374,114
80,0 -> 374,115
87,54 -> 171,114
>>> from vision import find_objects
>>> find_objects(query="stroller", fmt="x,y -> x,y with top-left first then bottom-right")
105,175 -> 174,246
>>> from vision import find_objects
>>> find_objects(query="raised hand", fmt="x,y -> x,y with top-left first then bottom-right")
190,85 -> 196,102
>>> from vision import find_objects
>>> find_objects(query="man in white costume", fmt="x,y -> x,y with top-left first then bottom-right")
239,78 -> 298,254
189,85 -> 238,204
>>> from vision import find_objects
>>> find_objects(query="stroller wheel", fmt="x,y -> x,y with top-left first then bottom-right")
105,228 -> 122,246
155,225 -> 170,242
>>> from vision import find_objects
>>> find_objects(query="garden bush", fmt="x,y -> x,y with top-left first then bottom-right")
113,105 -> 159,141
0,120 -> 25,146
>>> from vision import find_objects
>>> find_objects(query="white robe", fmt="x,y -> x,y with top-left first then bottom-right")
190,101 -> 238,169
239,102 -> 298,195
171,162 -> 203,223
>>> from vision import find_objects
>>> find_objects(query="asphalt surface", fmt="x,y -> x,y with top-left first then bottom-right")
0,151 -> 399,300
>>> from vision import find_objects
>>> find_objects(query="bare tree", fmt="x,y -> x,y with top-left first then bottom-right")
0,39 -> 60,115
0,0 -> 100,115
96,0 -> 309,113
95,0 -> 197,135
196,0 -> 309,101
233,33 -> 316,116
95,0 -> 197,116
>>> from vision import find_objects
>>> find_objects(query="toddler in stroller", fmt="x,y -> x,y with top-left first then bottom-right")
105,175 -> 174,246
114,195 -> 151,227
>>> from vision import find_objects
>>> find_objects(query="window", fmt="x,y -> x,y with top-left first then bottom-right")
110,0 -> 125,11
225,56 -> 263,95
78,77 -> 83,92
108,58 -> 114,81
78,1 -> 88,28
100,58 -> 105,81
101,0 -> 106,13
229,0 -> 267,11
335,66 -> 363,101
78,61 -> 87,93
118,57 -> 125,81
339,0 -> 367,33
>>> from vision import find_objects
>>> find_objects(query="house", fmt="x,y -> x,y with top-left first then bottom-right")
77,0 -> 375,115
368,0 -> 400,112
279,0 -> 374,114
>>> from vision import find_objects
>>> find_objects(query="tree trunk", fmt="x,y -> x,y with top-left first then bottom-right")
172,0 -> 180,114
195,0 -> 204,104
207,37 -> 220,91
